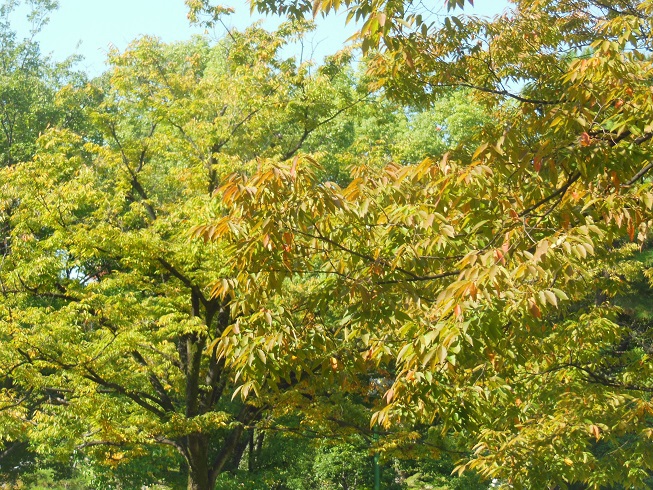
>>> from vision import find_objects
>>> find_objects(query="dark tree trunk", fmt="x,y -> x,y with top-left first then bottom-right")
229,427 -> 252,471
247,428 -> 256,472
187,434 -> 211,490
254,430 -> 265,469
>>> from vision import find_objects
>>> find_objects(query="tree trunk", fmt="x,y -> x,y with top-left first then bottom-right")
187,433 -> 211,490
229,428 -> 252,471
247,429 -> 255,472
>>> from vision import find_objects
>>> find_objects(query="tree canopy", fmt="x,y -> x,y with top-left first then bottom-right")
0,19 -> 376,490
191,0 -> 653,488
0,0 -> 652,489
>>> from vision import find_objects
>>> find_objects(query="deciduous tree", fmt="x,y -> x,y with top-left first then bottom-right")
0,23 -> 361,490
193,0 -> 653,487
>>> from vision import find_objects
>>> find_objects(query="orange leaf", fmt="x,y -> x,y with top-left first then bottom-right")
533,156 -> 542,172
454,304 -> 462,318
611,171 -> 620,188
404,51 -> 414,69
384,387 -> 395,403
502,234 -> 510,253
529,300 -> 542,319
468,283 -> 478,301
590,424 -> 601,441
330,357 -> 339,370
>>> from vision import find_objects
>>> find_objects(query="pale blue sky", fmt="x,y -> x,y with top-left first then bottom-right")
21,0 -> 509,76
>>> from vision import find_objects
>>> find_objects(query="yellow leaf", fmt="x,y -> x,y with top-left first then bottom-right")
589,424 -> 601,441
543,290 -> 557,307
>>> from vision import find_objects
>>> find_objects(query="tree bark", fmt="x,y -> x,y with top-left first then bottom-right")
229,427 -> 252,471
187,433 -> 211,490
247,428 -> 256,472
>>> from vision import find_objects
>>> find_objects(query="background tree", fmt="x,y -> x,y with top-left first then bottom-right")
0,22 -> 365,490
0,0 -> 90,480
0,0 -> 87,166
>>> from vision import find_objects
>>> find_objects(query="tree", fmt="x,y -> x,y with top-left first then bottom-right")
193,0 -> 653,487
0,0 -> 86,166
0,23 -> 363,490
0,0 -> 91,479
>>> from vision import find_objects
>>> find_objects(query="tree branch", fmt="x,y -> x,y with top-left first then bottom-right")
131,350 -> 177,412
157,258 -> 209,308
108,123 -> 157,220
428,82 -> 563,105
519,172 -> 581,218
282,95 -> 369,161
570,363 -> 653,394
626,160 -> 653,185
83,367 -> 168,419
0,389 -> 32,412
295,226 -> 458,284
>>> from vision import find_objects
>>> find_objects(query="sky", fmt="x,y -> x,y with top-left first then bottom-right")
17,0 -> 510,77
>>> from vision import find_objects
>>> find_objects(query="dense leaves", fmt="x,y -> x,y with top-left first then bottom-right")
1,0 -> 653,489
192,0 -> 653,488
0,20 -> 371,490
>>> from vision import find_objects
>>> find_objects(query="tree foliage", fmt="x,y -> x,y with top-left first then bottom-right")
192,0 -> 653,488
0,0 -> 85,166
0,20 -> 368,490
1,0 -> 653,488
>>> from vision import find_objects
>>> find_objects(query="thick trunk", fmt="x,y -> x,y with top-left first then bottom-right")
253,430 -> 264,470
229,427 -> 252,471
187,434 -> 211,490
187,469 -> 211,490
247,429 -> 255,472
